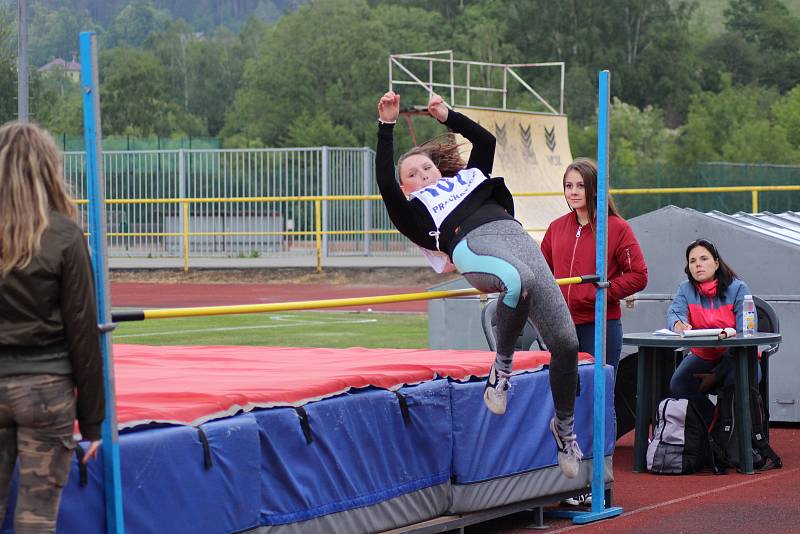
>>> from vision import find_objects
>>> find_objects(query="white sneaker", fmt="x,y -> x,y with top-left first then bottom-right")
550,417 -> 583,478
483,363 -> 510,415
562,493 -> 591,506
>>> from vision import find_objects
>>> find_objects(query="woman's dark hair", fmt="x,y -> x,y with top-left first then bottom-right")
563,157 -> 621,223
397,133 -> 466,183
684,238 -> 738,299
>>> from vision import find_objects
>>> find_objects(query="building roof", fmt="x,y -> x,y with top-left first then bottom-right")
38,57 -> 81,73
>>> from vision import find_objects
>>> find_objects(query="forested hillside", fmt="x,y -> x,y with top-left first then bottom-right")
0,0 -> 799,170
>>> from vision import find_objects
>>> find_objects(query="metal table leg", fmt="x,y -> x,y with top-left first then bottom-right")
733,346 -> 754,474
633,346 -> 653,472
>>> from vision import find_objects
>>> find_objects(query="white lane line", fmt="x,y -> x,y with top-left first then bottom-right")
547,466 -> 799,532
114,317 -> 378,339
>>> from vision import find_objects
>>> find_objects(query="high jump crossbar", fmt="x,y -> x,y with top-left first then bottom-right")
111,275 -> 600,322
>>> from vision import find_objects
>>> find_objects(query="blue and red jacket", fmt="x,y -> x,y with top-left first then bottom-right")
666,278 -> 753,361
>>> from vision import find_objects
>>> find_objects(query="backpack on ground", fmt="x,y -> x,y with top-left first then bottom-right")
709,384 -> 782,473
647,398 -> 710,474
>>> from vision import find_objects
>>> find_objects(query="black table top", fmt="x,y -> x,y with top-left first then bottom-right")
622,331 -> 781,348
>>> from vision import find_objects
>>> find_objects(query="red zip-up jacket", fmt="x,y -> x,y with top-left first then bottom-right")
541,212 -> 648,325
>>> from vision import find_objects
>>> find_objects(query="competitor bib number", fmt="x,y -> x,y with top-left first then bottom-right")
409,168 -> 488,228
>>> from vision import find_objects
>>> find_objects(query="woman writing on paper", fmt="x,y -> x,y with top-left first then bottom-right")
667,238 -> 756,424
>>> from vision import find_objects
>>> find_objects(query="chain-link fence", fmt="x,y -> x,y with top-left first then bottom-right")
62,147 -> 412,259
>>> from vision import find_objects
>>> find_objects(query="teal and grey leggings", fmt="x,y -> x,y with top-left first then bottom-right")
453,220 -> 579,415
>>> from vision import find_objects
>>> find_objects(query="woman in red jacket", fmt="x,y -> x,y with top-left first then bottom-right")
541,158 -> 648,371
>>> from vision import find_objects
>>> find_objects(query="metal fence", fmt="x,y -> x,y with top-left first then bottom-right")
55,135 -> 221,151
63,147 -> 414,260
63,148 -> 800,269
613,162 -> 800,217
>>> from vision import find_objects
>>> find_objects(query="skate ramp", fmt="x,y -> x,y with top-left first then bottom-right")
453,107 -> 573,241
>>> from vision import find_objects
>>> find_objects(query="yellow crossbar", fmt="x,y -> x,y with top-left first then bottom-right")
113,275 -> 594,321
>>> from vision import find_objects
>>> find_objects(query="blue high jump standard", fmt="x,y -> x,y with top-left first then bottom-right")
80,30 -> 125,534
553,70 -> 624,525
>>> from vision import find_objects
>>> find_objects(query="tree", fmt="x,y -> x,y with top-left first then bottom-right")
29,68 -> 84,133
144,19 -> 195,118
33,86 -> 84,135
723,0 -> 800,92
28,6 -> 97,67
0,6 -> 15,123
369,0 -> 472,23
99,46 -> 205,136
146,18 -> 264,137
569,97 -> 674,168
773,85 -> 800,150
223,0 -> 445,147
282,110 -> 358,147
699,33 -> 760,92
670,79 -> 796,165
606,0 -> 700,125
451,0 -> 516,65
103,0 -> 171,49
503,0 -> 700,126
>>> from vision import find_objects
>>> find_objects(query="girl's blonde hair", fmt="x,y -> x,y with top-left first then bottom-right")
397,133 -> 467,183
0,121 -> 76,276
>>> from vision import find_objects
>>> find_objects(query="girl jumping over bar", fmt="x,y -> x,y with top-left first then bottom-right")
375,91 -> 582,478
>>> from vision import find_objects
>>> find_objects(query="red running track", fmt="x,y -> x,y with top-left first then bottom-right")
466,427 -> 800,533
111,282 -> 431,312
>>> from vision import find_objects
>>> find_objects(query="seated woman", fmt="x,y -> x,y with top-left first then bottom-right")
666,238 -> 757,424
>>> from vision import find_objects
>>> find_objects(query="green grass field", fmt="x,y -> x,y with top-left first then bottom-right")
113,311 -> 429,349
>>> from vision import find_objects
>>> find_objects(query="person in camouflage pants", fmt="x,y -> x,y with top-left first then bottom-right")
0,121 -> 104,533
0,375 -> 77,533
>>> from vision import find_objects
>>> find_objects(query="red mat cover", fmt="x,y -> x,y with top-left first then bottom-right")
112,344 -> 593,429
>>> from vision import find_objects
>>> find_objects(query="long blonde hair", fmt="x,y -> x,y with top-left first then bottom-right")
0,121 -> 76,276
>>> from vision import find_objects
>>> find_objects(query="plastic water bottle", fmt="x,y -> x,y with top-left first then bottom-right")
743,295 -> 756,338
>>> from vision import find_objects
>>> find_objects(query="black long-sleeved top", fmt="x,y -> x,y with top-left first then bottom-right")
0,212 -> 105,440
376,110 -> 515,257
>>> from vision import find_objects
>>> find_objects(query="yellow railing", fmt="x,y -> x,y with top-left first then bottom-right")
75,184 -> 800,272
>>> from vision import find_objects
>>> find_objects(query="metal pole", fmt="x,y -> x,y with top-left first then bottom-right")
179,149 -> 189,271
321,146 -> 329,261
428,59 -> 434,98
17,0 -> 29,121
314,200 -> 322,273
466,63 -> 471,107
502,66 -> 507,109
449,50 -> 454,105
572,69 -> 623,525
363,148 -> 371,256
80,31 -> 125,534
591,69 -> 611,514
